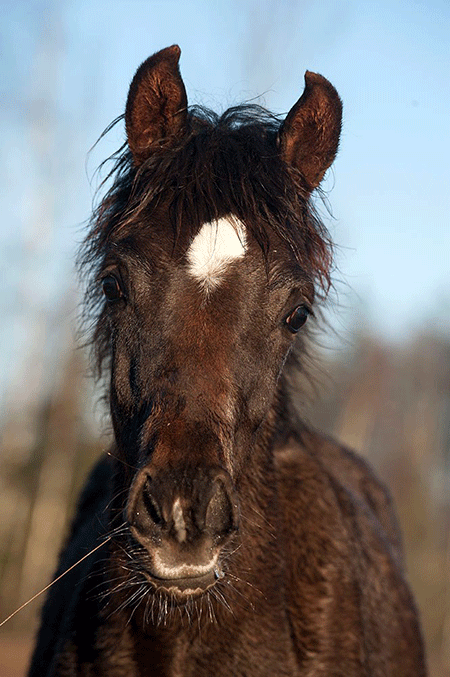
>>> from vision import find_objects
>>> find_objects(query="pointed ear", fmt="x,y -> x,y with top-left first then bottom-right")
125,45 -> 188,166
279,71 -> 342,191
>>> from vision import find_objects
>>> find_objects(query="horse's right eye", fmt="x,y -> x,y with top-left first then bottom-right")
102,275 -> 123,302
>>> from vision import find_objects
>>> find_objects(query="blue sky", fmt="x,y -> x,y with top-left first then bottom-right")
1,0 -> 449,406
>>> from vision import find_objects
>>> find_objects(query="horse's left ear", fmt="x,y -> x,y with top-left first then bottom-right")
125,45 -> 188,166
279,71 -> 342,191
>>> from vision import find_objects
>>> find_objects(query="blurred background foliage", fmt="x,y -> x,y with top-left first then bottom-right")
1,1 -> 449,675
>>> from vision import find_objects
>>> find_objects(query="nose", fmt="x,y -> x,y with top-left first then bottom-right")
127,465 -> 239,589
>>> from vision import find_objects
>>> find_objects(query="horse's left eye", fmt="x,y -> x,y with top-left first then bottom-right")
102,275 -> 122,302
284,305 -> 310,333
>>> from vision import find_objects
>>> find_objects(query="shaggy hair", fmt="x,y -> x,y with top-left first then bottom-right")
79,104 -> 332,380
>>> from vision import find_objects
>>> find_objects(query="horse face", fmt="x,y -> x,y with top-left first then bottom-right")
102,214 -> 312,595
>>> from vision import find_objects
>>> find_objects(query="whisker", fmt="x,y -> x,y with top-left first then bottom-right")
97,576 -> 139,601
107,579 -> 148,620
102,489 -> 132,514
240,514 -> 276,538
195,597 -> 202,637
106,450 -> 139,471
210,587 -> 234,616
221,542 -> 243,559
206,591 -> 217,625
247,504 -> 275,531
126,584 -> 147,626
113,540 -> 136,561
226,573 -> 265,598
184,597 -> 192,625
222,579 -> 255,611
87,574 -> 130,598
102,520 -> 129,538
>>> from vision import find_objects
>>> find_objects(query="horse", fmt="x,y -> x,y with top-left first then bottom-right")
28,45 -> 426,676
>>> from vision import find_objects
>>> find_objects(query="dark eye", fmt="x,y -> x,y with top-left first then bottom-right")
284,305 -> 310,333
102,275 -> 122,302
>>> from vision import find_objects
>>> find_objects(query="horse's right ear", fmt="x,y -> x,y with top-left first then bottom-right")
125,45 -> 188,166
279,71 -> 342,191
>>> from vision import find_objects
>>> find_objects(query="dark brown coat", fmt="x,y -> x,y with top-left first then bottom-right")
29,46 -> 427,677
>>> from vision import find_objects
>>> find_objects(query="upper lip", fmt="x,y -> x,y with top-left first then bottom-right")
143,565 -> 222,592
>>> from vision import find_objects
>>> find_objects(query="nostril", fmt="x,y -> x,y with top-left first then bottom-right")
129,474 -> 165,539
205,480 -> 238,537
142,477 -> 163,527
